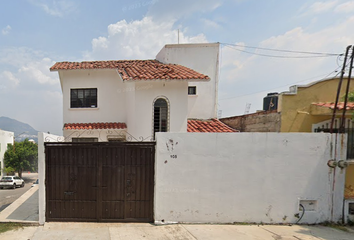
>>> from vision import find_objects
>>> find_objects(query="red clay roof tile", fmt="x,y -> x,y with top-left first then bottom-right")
50,60 -> 209,81
64,120 -> 237,132
64,122 -> 127,130
187,119 -> 238,133
312,102 -> 354,110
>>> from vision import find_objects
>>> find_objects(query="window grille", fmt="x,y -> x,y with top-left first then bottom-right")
70,88 -> 97,108
153,98 -> 168,134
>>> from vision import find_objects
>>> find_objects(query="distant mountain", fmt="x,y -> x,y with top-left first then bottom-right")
0,116 -> 38,142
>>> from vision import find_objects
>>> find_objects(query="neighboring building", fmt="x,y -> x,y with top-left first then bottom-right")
220,77 -> 354,200
220,110 -> 281,132
50,43 -> 234,142
221,77 -> 354,133
279,78 -> 354,133
0,129 -> 14,177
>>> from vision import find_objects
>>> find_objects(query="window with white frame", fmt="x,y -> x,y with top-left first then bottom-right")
70,88 -> 97,108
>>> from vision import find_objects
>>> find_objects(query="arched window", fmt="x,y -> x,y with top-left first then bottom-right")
153,98 -> 169,134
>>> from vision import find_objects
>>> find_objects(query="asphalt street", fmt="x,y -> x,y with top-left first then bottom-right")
0,172 -> 38,212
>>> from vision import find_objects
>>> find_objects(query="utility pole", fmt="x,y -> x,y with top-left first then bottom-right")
340,46 -> 354,132
330,45 -> 352,133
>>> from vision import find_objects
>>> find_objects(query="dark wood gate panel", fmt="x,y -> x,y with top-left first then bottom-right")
45,142 -> 155,222
124,146 -> 154,220
46,146 -> 98,221
101,146 -> 125,221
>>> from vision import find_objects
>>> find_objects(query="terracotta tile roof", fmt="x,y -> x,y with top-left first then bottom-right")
312,102 -> 354,110
64,122 -> 127,130
50,60 -> 209,81
187,119 -> 238,133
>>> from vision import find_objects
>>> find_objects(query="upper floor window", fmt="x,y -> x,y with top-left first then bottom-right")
71,88 -> 97,108
153,98 -> 168,134
188,86 -> 197,95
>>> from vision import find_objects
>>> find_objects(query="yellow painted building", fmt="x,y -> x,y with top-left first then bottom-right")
279,77 -> 354,132
278,77 -> 354,199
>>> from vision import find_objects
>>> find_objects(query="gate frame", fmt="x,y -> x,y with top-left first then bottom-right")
44,141 -> 156,223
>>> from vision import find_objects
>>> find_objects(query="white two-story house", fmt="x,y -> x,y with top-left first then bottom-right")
50,43 -> 235,142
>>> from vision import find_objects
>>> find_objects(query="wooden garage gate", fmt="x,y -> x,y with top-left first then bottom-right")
45,142 -> 155,222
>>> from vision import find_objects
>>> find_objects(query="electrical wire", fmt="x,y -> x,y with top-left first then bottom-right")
219,67 -> 342,101
218,43 -> 349,101
296,204 -> 305,224
223,44 -> 340,59
222,43 -> 342,57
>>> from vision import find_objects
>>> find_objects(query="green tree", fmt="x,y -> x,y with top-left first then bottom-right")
342,91 -> 354,102
4,139 -> 38,178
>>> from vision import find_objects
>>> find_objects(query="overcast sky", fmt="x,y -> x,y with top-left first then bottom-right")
1,0 -> 354,135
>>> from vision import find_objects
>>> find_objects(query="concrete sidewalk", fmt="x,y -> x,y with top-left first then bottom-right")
1,184 -> 354,239
0,185 -> 38,223
1,222 -> 354,240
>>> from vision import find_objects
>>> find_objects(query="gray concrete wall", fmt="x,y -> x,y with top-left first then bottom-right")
220,111 -> 281,132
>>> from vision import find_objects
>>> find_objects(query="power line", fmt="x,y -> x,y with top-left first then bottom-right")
219,67 -> 342,101
223,44 -> 340,59
222,43 -> 342,57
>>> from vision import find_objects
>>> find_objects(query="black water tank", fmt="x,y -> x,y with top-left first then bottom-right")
263,92 -> 278,111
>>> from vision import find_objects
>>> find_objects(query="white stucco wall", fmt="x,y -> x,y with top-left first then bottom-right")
38,132 -> 63,225
0,129 -> 14,177
128,81 -> 188,139
156,43 -> 220,119
60,69 -> 126,125
155,132 -> 346,224
60,69 -> 188,141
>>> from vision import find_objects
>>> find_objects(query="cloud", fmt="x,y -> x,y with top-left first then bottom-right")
0,48 -> 59,89
200,18 -> 221,29
0,47 -> 45,67
147,0 -> 222,21
0,47 -> 62,134
1,71 -> 19,87
335,1 -> 354,13
28,0 -> 76,17
309,1 -> 339,13
85,16 -> 207,60
2,25 -> 11,35
19,58 -> 58,85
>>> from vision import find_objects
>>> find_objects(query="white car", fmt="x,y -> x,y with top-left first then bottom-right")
0,176 -> 25,189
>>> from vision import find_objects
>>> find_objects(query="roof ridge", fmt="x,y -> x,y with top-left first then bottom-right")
50,60 -> 210,81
